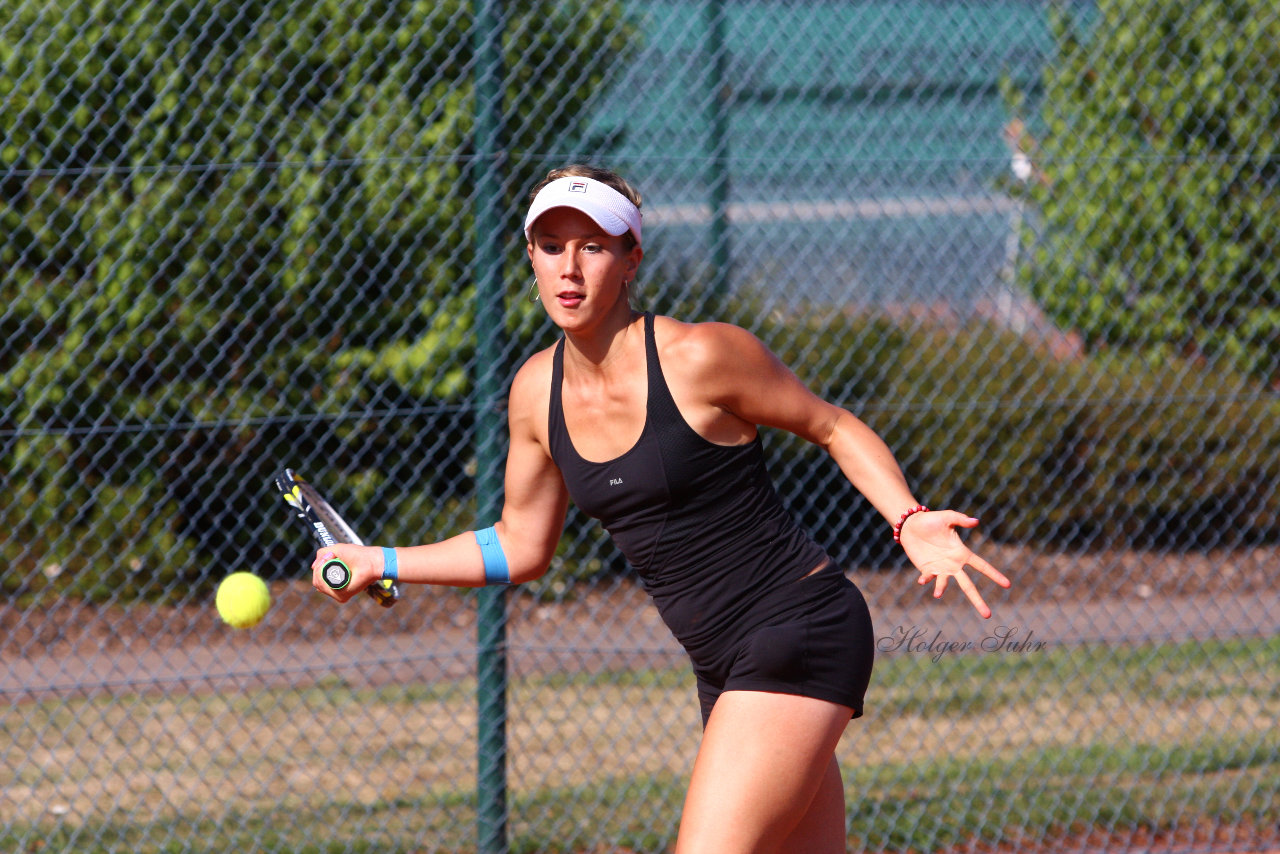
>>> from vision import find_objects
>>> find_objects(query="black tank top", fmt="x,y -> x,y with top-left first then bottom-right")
548,312 -> 828,648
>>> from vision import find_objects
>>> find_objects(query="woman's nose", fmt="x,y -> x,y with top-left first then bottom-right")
558,250 -> 582,279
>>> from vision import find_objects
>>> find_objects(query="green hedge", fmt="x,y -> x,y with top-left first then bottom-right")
0,1 -> 630,603
763,310 -> 1279,554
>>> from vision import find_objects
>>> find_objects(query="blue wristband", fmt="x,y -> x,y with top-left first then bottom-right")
380,547 -> 399,583
474,526 -> 510,585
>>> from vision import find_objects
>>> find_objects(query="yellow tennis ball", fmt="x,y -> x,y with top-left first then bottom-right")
216,572 -> 271,629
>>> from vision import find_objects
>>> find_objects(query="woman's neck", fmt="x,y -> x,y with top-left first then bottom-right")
563,308 -> 644,375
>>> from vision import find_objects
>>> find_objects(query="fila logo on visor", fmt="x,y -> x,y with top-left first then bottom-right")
569,181 -> 588,193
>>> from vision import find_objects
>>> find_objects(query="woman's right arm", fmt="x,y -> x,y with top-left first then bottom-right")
311,353 -> 570,600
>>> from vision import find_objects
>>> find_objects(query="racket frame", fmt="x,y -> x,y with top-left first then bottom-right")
274,468 -> 399,607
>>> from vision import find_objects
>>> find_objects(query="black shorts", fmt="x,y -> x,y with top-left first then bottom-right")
689,562 -> 875,725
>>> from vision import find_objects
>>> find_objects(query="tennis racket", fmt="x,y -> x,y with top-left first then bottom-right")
274,468 -> 399,608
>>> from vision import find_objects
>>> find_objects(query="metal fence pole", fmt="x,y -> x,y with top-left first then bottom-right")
705,0 -> 731,299
472,1 -> 509,852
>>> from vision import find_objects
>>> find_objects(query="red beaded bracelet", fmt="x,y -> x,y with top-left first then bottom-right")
893,505 -> 930,543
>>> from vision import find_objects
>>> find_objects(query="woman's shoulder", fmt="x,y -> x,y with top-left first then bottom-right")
504,348 -> 555,409
651,314 -> 770,368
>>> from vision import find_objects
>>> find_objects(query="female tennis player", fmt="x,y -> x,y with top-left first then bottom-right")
313,164 -> 1010,853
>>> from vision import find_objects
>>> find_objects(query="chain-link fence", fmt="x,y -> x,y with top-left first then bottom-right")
3,1 -> 1278,852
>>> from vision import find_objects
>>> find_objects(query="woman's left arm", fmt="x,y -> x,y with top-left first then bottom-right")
694,322 -> 1010,618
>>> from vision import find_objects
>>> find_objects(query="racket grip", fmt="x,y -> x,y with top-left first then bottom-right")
367,578 -> 400,608
320,558 -> 352,591
322,559 -> 399,607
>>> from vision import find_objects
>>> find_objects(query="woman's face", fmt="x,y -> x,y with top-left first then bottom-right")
527,206 -> 641,332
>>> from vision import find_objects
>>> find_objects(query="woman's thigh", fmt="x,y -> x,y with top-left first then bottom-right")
675,690 -> 853,854
780,755 -> 847,853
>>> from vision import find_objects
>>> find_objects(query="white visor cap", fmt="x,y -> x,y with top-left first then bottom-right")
523,176 -> 642,247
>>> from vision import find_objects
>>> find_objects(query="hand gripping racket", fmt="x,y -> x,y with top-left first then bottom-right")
274,468 -> 399,607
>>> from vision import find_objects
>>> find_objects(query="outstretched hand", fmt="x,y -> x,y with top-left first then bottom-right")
898,510 -> 1010,619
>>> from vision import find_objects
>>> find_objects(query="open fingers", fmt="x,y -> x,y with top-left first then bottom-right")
931,573 -> 949,599
951,569 -> 993,619
907,511 -> 1009,619
969,552 -> 1011,588
929,558 -> 1002,619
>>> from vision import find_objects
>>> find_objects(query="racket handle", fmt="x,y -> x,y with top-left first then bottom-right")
320,558 -> 352,591
367,578 -> 400,608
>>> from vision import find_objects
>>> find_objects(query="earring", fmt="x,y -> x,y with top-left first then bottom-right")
528,279 -> 540,303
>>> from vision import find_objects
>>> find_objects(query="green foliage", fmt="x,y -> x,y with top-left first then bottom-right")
0,435 -> 184,606
759,308 -> 1279,551
1015,0 -> 1280,385
0,0 -> 631,601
